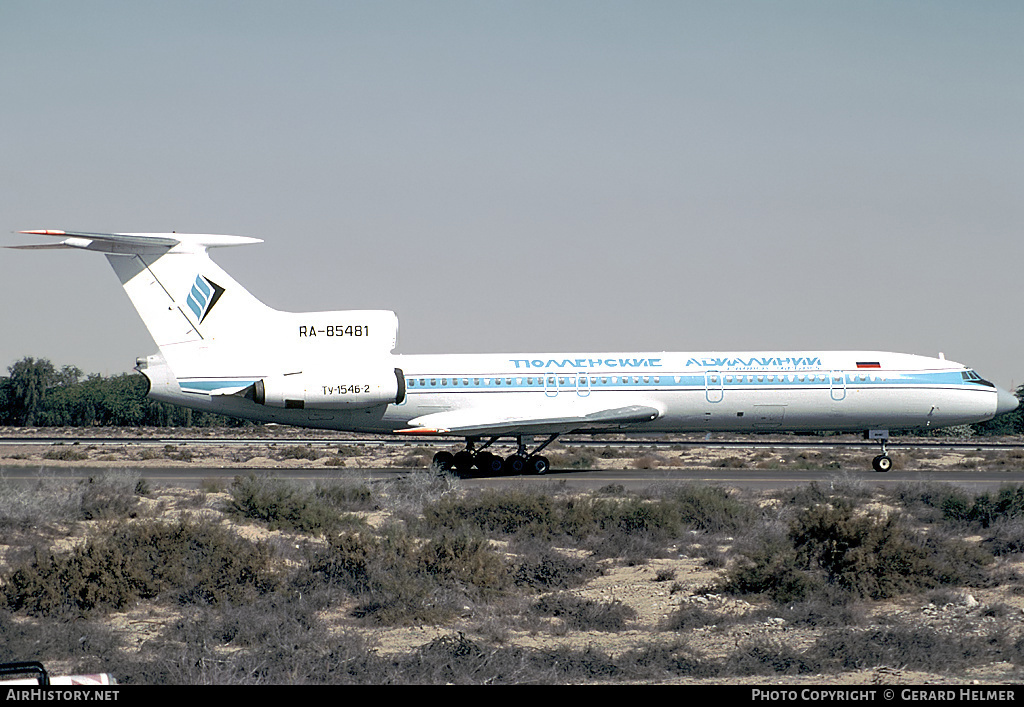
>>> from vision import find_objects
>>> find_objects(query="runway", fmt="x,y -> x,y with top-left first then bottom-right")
4,464 -> 1023,493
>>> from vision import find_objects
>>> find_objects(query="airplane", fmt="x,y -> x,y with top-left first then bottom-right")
11,229 -> 1019,474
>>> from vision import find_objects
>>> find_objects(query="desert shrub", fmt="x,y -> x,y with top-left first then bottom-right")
719,637 -> 821,676
806,624 -> 1009,673
164,446 -> 194,462
725,499 -> 994,603
227,474 -> 346,534
661,601 -> 726,631
790,502 -> 944,599
664,485 -> 756,534
597,446 -> 628,459
789,451 -> 842,471
313,479 -> 375,511
620,642 -> 717,680
301,526 -> 510,625
510,541 -> 600,591
780,481 -> 833,509
390,448 -> 434,468
0,607 -> 120,668
547,448 -> 599,470
43,445 -> 88,461
983,518 -> 1024,556
0,470 -> 145,531
78,468 -> 145,520
533,593 -> 637,632
422,488 -> 558,537
887,481 -> 973,524
378,468 -> 459,517
749,594 -> 867,628
957,485 -> 1024,527
273,445 -> 322,461
537,645 -> 625,680
653,568 -> 676,582
398,633 -> 523,684
3,520 -> 277,615
632,454 -> 663,469
421,530 -> 511,593
0,477 -> 85,530
588,496 -> 681,536
721,527 -> 822,603
166,595 -> 326,651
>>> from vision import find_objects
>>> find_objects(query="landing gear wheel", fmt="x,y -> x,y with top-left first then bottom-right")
504,455 -> 527,475
453,450 -> 475,472
872,454 -> 892,473
529,455 -> 550,475
432,451 -> 454,472
476,452 -> 504,475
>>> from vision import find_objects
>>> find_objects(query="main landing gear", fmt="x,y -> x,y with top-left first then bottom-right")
432,435 -> 556,476
867,429 -> 892,472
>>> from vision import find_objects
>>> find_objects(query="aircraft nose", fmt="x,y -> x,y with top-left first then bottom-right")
996,386 -> 1019,416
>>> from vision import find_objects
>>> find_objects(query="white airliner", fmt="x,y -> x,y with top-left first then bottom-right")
13,230 -> 1019,473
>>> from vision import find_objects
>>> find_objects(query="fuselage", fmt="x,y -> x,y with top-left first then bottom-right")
147,349 -> 1013,435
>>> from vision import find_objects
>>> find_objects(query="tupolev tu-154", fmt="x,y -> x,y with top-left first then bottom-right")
12,230 -> 1018,473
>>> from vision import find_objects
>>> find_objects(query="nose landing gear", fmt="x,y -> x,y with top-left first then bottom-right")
867,429 -> 892,472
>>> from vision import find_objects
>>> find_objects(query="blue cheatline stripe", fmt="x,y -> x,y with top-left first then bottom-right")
179,380 -> 256,392
402,370 -> 980,391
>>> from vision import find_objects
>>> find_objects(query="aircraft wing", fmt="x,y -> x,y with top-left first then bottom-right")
397,401 -> 663,436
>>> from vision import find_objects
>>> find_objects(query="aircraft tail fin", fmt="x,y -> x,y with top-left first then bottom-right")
12,230 -> 270,373
12,230 -> 399,381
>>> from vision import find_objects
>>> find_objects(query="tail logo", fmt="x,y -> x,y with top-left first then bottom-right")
186,275 -> 225,324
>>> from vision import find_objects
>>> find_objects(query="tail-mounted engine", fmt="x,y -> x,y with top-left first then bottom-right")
253,367 -> 406,410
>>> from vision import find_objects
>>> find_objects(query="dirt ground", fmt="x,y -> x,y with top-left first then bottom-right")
3,427 -> 1024,685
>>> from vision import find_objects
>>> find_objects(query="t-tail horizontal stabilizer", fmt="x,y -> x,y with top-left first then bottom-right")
11,230 -> 262,254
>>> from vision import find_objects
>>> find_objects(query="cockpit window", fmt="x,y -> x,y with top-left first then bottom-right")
962,370 -> 995,387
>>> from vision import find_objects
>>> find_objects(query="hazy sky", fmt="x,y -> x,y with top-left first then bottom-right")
3,2 -> 1022,388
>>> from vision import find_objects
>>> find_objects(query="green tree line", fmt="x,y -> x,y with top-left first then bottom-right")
0,357 -> 247,427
